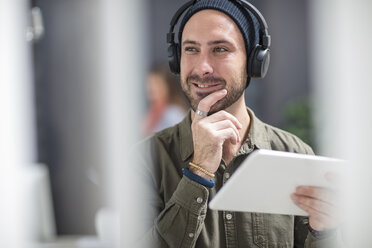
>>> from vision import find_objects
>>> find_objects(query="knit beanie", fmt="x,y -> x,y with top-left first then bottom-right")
178,0 -> 260,60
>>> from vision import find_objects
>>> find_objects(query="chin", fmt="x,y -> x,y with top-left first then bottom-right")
208,101 -> 231,115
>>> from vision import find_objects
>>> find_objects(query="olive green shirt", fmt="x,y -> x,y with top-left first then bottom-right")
132,108 -> 341,248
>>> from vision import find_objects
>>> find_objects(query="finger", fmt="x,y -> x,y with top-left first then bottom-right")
295,186 -> 339,206
207,110 -> 242,129
291,194 -> 337,217
210,120 -> 240,143
295,202 -> 336,231
194,89 -> 227,121
216,128 -> 239,145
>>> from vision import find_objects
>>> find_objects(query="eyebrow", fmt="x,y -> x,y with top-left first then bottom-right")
182,39 -> 233,46
207,40 -> 233,46
182,40 -> 200,46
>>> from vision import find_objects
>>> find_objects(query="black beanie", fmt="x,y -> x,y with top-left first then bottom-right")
178,0 -> 260,59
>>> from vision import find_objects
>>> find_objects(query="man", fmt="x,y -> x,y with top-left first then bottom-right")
133,0 -> 341,247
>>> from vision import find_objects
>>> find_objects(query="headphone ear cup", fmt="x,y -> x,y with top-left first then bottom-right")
168,43 -> 180,74
248,45 -> 270,78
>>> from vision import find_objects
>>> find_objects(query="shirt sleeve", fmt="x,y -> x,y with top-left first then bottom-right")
156,176 -> 209,247
133,177 -> 209,248
127,140 -> 209,248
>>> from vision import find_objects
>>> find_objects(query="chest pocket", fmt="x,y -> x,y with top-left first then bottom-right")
252,213 -> 294,248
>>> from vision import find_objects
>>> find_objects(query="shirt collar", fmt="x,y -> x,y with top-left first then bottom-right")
245,107 -> 272,150
179,107 -> 272,161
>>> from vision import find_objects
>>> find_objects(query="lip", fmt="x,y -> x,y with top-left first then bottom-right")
192,83 -> 224,93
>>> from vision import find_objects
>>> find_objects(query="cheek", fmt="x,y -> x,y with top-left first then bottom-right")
180,55 -> 189,73
180,57 -> 191,82
223,55 -> 247,77
237,53 -> 247,75
180,75 -> 188,92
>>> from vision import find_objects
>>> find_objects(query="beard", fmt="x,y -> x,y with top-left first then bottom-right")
181,73 -> 246,115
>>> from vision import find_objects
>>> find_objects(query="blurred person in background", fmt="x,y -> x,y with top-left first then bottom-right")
141,64 -> 188,136
132,0 -> 343,247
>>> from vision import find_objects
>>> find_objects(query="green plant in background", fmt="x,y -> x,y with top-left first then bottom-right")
281,97 -> 316,151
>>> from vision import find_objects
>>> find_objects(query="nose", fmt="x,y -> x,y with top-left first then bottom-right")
194,52 -> 214,77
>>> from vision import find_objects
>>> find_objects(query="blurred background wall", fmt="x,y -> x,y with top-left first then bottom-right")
33,0 -> 105,234
32,0 -> 148,236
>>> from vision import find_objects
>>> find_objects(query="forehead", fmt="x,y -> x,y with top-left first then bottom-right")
182,9 -> 244,44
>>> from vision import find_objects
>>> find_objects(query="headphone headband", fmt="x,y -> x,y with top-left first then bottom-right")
168,0 -> 270,47
235,0 -> 271,48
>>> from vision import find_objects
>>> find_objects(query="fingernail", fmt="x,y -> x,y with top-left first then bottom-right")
221,89 -> 227,94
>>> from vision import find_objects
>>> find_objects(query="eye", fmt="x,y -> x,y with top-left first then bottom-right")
213,47 -> 228,53
184,46 -> 199,54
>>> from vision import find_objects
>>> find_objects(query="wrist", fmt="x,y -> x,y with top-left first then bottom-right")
189,166 -> 212,180
191,157 -> 216,174
307,223 -> 336,239
182,168 -> 215,188
189,161 -> 215,179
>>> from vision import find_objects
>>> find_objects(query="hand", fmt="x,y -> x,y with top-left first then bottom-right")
191,89 -> 242,178
291,172 -> 341,231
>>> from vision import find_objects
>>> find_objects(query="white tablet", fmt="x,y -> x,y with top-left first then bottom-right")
209,149 -> 345,216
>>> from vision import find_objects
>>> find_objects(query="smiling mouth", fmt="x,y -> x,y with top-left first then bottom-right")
193,83 -> 220,88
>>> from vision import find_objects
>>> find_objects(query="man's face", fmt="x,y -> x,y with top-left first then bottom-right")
180,9 -> 247,114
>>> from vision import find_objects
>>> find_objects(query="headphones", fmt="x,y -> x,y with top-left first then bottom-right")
167,0 -> 271,78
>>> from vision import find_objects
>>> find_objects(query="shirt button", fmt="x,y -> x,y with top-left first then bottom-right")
196,197 -> 203,203
224,173 -> 230,179
226,213 -> 232,220
188,233 -> 194,238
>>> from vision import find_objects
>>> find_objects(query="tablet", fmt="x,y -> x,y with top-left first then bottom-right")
209,149 -> 345,216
